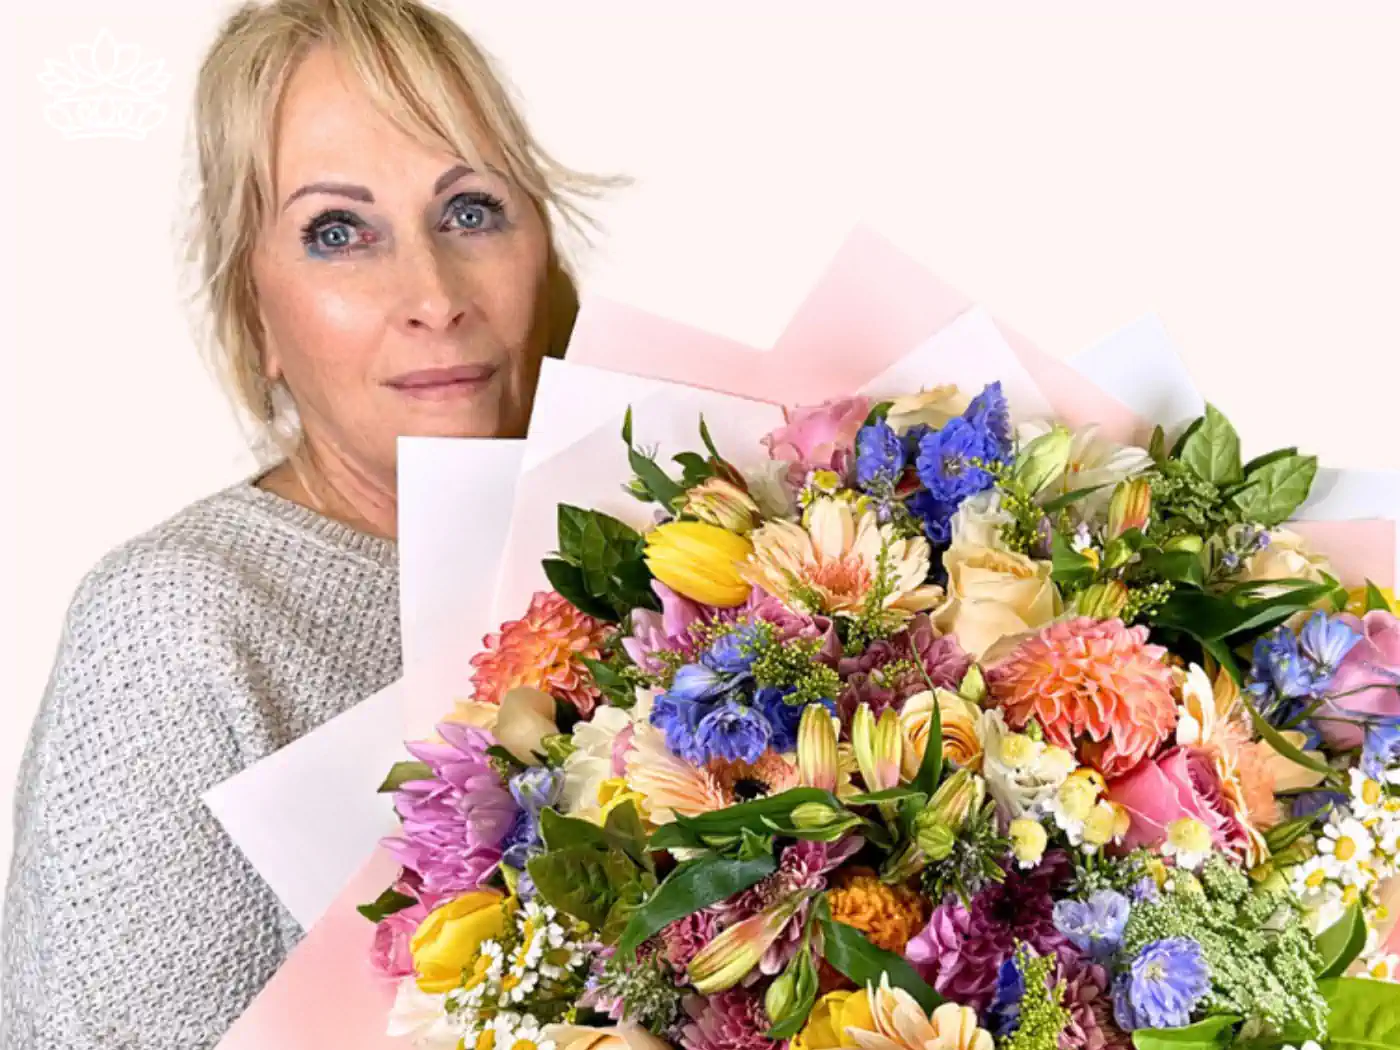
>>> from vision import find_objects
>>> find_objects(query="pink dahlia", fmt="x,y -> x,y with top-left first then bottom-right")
838,614 -> 971,726
987,617 -> 1177,779
906,853 -> 1077,1011
660,911 -> 720,973
1056,959 -> 1132,1050
469,590 -> 609,715
679,990 -> 781,1050
380,722 -> 519,897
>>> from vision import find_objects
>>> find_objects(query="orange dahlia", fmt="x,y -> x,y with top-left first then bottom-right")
467,591 -> 609,715
826,869 -> 928,955
987,617 -> 1177,779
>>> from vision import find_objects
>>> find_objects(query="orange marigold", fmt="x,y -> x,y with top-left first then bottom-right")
987,616 -> 1177,779
468,591 -> 609,715
826,868 -> 929,955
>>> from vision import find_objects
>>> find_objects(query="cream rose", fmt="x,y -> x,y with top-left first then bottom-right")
935,544 -> 1060,660
885,384 -> 971,435
948,491 -> 1015,551
544,1023 -> 674,1050
1239,528 -> 1334,592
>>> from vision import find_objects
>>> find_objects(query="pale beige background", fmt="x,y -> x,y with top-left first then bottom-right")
3,2 -> 1398,883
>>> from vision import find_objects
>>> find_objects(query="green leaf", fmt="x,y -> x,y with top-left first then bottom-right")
1148,424 -> 1168,466
863,401 -> 894,427
581,656 -> 636,706
1041,483 -> 1111,514
600,876 -> 654,946
628,443 -> 686,508
604,800 -> 653,871
617,853 -> 777,955
1139,548 -> 1207,588
1240,693 -> 1335,779
668,788 -> 841,840
1153,579 -> 1333,643
1318,976 -> 1400,1048
1315,901 -> 1367,979
698,415 -> 724,463
818,916 -> 942,1013
528,845 -> 636,930
1240,446 -> 1300,478
1366,580 -> 1393,613
1180,404 -> 1243,485
1264,811 -> 1326,854
1232,454 -> 1318,526
1051,529 -> 1097,587
673,451 -> 715,489
542,558 -> 617,622
843,787 -> 924,805
356,887 -> 417,924
1130,1014 -> 1241,1048
377,761 -> 432,793
913,694 -> 943,797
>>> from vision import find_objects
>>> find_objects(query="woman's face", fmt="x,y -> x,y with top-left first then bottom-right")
253,46 -> 551,483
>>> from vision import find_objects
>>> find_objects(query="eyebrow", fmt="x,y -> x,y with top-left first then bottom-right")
281,163 -> 492,212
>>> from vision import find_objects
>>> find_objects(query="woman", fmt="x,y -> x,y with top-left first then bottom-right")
1,1 -> 611,1046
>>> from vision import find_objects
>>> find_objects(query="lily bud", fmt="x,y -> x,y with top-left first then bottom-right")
924,768 -> 985,830
913,817 -> 957,861
1106,478 -> 1151,540
688,898 -> 800,994
797,704 -> 840,791
852,704 -> 903,792
1164,534 -> 1204,554
684,478 -> 762,535
790,801 -> 856,835
1014,425 -> 1073,495
1102,535 -> 1138,571
764,971 -> 797,1021
1076,580 -> 1129,619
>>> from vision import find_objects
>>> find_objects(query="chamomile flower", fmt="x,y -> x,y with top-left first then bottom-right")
491,1010 -> 556,1050
1047,769 -> 1104,846
1161,817 -> 1213,871
1361,952 -> 1400,982
1318,816 -> 1377,884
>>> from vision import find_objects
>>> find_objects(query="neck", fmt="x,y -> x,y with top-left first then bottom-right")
272,434 -> 398,541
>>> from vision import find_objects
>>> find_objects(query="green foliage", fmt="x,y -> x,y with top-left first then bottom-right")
1118,857 -> 1327,1039
376,760 -> 432,793
1178,404 -> 1244,486
1129,1015 -> 1241,1049
996,946 -> 1071,1050
547,504 -> 658,622
356,886 -> 417,924
528,802 -> 657,939
1316,976 -> 1400,1048
1313,902 -> 1367,980
1231,454 -> 1317,527
816,904 -> 942,1013
616,853 -> 777,956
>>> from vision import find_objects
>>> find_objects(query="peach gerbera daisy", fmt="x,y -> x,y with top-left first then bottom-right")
741,497 -> 942,621
987,617 -> 1177,779
850,975 -> 993,1050
468,590 -> 609,715
623,724 -> 800,824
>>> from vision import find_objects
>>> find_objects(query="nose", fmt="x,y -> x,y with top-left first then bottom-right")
397,237 -> 469,334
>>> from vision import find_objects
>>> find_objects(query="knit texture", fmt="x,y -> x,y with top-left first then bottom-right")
1,481 -> 401,1049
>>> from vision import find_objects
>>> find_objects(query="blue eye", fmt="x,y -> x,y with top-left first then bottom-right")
444,192 -> 506,234
299,209 -> 374,257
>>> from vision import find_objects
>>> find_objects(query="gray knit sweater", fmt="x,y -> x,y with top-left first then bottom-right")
1,481 -> 402,1049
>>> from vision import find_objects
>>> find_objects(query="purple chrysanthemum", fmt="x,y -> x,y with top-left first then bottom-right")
837,614 -> 971,725
679,990 -> 781,1050
380,722 -> 519,898
905,852 -> 1078,1010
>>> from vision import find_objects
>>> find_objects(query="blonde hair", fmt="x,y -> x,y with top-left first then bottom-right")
184,0 -> 621,458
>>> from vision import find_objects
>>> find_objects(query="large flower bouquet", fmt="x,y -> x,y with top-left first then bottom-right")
366,382 -> 1400,1050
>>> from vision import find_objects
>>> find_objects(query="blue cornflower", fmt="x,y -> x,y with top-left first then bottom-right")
856,419 -> 906,489
1362,717 -> 1400,781
705,625 -> 763,676
1299,610 -> 1361,681
916,418 -> 999,504
651,692 -> 707,760
756,689 -> 835,753
986,955 -> 1026,1037
1113,937 -> 1210,1031
963,381 -> 1013,460
1053,889 -> 1131,961
696,700 -> 772,764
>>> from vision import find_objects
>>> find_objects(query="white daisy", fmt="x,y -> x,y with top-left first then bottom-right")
1361,952 -> 1400,982
1318,816 -> 1377,883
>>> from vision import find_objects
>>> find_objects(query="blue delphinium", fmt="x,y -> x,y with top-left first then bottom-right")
855,419 -> 905,489
1362,716 -> 1400,781
1249,629 -> 1314,704
1299,610 -> 1361,679
1128,876 -> 1160,905
964,381 -> 1013,460
666,662 -> 733,702
1113,937 -> 1211,1031
985,955 -> 1026,1038
755,687 -> 835,753
908,491 -> 958,551
706,625 -> 762,676
916,418 -> 999,504
501,766 -> 564,874
1052,889 -> 1131,961
695,700 -> 772,763
651,692 -> 706,760
1291,788 -> 1346,821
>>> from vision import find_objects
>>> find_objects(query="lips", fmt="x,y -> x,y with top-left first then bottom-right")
385,364 -> 497,401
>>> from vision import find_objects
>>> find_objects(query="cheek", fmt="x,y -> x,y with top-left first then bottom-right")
263,268 -> 388,395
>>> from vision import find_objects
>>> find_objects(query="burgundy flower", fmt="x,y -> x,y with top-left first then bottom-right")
905,852 -> 1077,1010
838,615 -> 971,726
660,911 -> 720,974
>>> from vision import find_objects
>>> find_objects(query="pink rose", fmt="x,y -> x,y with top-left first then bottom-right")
761,397 -> 870,480
369,896 -> 429,977
1318,610 -> 1400,750
1108,746 -> 1246,857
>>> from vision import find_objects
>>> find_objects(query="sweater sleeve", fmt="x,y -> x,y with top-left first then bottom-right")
1,550 -> 291,1050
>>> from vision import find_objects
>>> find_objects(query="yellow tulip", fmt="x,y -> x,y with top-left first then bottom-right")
644,521 -> 754,607
1347,585 -> 1397,616
410,890 -> 512,993
792,988 -> 876,1050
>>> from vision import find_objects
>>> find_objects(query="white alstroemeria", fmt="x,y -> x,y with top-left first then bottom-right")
981,710 -> 1076,821
386,978 -> 462,1050
561,705 -> 637,819
1016,421 -> 1152,518
743,458 -> 798,518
